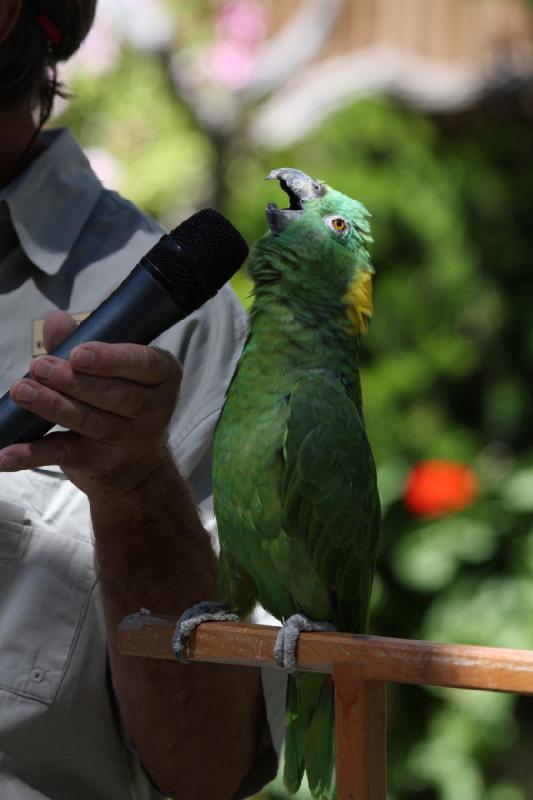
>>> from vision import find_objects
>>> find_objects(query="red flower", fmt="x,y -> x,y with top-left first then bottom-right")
404,460 -> 479,518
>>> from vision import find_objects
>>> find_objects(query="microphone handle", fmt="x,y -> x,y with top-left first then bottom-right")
0,261 -> 185,448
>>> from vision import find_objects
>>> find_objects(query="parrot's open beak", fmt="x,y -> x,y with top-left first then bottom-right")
265,168 -> 325,235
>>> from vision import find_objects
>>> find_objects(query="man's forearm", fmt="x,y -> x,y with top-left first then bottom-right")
90,447 -> 218,611
90,449 -> 267,800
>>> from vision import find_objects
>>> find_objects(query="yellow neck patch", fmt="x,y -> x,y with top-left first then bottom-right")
343,270 -> 374,333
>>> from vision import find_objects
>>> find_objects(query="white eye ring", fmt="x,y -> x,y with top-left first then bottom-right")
324,214 -> 349,237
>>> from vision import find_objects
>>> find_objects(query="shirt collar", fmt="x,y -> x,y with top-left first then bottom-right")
0,129 -> 103,275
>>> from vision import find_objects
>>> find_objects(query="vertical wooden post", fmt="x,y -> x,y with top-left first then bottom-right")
333,664 -> 387,800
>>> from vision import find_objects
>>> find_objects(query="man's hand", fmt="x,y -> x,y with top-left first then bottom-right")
0,311 -> 181,497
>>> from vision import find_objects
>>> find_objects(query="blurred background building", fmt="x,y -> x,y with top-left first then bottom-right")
271,0 -> 532,69
260,0 -> 533,146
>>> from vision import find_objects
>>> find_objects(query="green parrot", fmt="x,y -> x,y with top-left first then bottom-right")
211,168 -> 381,799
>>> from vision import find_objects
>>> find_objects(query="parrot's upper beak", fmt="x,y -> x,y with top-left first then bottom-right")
265,168 -> 325,235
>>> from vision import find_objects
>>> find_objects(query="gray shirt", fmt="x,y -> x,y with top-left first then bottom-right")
0,130 -> 284,800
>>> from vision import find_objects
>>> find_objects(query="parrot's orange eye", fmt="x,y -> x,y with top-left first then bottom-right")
324,215 -> 349,237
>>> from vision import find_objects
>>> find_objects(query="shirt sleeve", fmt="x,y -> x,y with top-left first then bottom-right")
153,283 -> 248,507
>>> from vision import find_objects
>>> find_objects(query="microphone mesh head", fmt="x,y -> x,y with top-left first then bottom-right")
145,209 -> 248,312
169,209 -> 249,289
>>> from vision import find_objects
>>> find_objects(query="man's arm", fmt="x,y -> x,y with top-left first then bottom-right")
0,312 -> 272,800
90,448 -> 268,800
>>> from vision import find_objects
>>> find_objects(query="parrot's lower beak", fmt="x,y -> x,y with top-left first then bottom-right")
265,168 -> 325,235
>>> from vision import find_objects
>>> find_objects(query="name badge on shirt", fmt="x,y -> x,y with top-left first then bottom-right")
32,311 -> 91,357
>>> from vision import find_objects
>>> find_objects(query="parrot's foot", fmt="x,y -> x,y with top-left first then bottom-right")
172,601 -> 239,663
274,613 -> 336,674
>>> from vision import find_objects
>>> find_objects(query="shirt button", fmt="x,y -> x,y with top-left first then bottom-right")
31,668 -> 44,683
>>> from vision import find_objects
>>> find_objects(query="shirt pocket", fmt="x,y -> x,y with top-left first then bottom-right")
0,501 -> 96,704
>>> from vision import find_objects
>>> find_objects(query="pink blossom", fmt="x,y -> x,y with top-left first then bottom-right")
206,40 -> 256,89
215,1 -> 267,45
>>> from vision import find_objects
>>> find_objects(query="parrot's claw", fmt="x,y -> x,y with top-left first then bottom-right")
274,613 -> 336,674
172,601 -> 239,663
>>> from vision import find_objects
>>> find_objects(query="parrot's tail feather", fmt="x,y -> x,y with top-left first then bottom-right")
283,673 -> 335,800
283,675 -> 307,794
305,676 -> 335,799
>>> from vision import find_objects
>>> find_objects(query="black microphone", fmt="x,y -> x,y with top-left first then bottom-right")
0,208 -> 248,448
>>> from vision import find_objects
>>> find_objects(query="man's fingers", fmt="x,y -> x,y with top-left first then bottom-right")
10,379 -> 129,442
41,314 -> 182,392
69,342 -> 181,388
43,310 -> 78,352
3,335 -> 182,487
0,432 -> 87,472
0,432 -> 169,496
29,357 -> 160,420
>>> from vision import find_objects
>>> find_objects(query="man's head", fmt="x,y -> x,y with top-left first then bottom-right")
0,0 -> 97,117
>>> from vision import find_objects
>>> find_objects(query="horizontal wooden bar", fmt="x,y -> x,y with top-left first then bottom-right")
118,613 -> 533,695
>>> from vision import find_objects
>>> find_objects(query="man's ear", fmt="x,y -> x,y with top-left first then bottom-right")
0,0 -> 23,46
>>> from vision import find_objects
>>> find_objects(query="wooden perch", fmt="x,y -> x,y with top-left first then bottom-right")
119,614 -> 533,800
119,613 -> 533,695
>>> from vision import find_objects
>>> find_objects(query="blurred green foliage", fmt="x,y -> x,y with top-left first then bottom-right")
60,30 -> 533,800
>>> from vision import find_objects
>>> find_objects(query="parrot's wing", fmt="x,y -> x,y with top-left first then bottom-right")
282,372 -> 380,631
